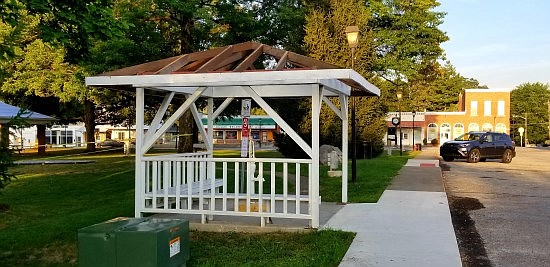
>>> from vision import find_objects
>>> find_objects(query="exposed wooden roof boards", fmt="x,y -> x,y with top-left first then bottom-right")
88,42 -> 380,97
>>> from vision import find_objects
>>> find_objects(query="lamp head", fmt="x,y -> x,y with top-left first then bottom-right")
396,90 -> 403,100
345,26 -> 360,48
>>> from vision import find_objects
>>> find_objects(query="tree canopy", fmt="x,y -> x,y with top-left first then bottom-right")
511,82 -> 550,144
0,0 -> 507,155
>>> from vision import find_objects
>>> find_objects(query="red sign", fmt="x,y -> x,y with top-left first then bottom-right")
241,117 -> 249,138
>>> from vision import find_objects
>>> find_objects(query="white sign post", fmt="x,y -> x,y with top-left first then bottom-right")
240,99 -> 251,157
240,99 -> 252,192
518,127 -> 524,147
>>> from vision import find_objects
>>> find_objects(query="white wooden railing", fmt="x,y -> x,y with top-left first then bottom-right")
137,152 -> 315,227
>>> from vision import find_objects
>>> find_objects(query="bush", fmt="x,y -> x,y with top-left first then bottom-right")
431,138 -> 439,146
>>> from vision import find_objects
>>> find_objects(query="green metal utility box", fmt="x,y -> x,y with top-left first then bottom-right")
78,218 -> 189,267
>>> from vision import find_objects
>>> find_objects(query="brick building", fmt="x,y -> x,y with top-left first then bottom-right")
385,88 -> 511,146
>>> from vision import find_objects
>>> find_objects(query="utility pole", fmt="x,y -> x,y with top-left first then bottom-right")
524,112 -> 529,146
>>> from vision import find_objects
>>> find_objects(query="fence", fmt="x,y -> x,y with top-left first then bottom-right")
138,152 -> 315,227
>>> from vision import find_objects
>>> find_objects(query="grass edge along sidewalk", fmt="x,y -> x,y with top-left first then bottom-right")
0,149 -> 415,266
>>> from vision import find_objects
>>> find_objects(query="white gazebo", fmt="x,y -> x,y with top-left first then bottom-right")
0,101 -> 57,154
86,42 -> 380,228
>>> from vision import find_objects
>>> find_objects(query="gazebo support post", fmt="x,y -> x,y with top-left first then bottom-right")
311,84 -> 321,228
341,94 -> 349,203
135,87 -> 145,218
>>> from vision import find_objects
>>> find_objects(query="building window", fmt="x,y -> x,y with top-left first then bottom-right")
118,132 -> 125,140
214,131 -> 223,139
497,101 -> 505,116
46,130 -> 57,145
453,123 -> 464,139
468,123 -> 480,132
403,133 -> 408,140
440,123 -> 451,141
59,130 -> 72,144
226,131 -> 237,140
251,131 -> 260,140
484,100 -> 492,116
471,101 -> 478,116
482,123 -> 493,131
495,123 -> 507,133
428,123 -> 438,142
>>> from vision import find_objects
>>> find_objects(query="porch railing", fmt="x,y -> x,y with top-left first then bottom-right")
137,152 -> 315,227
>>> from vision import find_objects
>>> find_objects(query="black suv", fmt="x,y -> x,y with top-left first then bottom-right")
440,132 -> 516,163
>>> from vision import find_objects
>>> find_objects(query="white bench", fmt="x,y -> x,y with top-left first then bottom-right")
144,178 -> 224,208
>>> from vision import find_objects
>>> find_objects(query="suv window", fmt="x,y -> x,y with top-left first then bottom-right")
454,132 -> 482,141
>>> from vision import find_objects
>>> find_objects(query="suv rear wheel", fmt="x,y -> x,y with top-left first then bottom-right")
501,149 -> 513,163
467,148 -> 481,163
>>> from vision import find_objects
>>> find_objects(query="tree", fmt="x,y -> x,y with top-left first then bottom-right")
369,0 -> 452,112
511,82 -> 550,144
1,0 -> 127,152
303,0 -> 386,156
105,0 -> 311,152
387,61 -> 485,112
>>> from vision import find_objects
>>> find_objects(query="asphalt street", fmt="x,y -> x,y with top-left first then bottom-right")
442,147 -> 550,267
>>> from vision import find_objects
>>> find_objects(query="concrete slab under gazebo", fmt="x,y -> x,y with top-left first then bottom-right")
0,101 -> 56,154
86,41 -> 380,228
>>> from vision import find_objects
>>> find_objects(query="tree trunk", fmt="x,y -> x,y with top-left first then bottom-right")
36,124 -> 46,155
0,124 -> 8,148
83,100 -> 96,152
177,109 -> 194,153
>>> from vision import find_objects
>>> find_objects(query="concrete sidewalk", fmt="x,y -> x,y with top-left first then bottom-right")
324,147 -> 461,266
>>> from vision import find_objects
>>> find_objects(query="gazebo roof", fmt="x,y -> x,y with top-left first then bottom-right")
86,41 -> 380,97
0,101 -> 56,124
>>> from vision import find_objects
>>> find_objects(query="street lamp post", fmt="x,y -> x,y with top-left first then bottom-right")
412,111 -> 416,150
397,91 -> 403,155
346,25 -> 359,183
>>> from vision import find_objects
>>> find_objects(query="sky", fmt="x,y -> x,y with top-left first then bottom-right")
436,0 -> 550,89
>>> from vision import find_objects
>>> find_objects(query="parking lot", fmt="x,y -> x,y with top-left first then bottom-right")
442,147 -> 550,266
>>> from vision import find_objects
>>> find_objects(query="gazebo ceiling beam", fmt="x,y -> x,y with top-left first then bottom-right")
148,85 -> 342,98
181,58 -> 209,72
323,96 -> 343,120
155,55 -> 190,74
213,97 -> 234,119
234,44 -> 264,71
244,85 -> 312,157
144,91 -> 175,142
101,56 -> 181,76
195,45 -> 235,73
211,51 -> 249,71
190,102 -> 212,150
274,51 -> 289,71
263,46 -> 334,69
86,69 -> 378,96
141,87 -> 206,154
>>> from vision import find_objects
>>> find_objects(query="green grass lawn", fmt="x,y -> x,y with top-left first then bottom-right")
0,148 -> 413,266
320,150 -> 418,203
